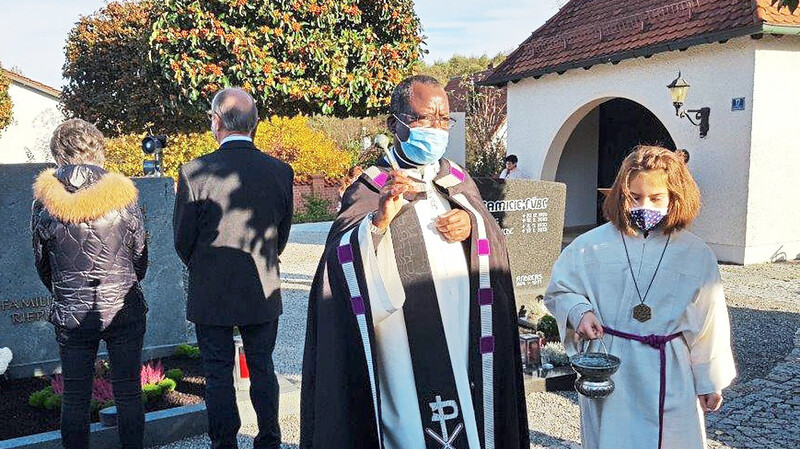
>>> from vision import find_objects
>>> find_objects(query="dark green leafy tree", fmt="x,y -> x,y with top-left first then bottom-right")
151,0 -> 424,117
61,1 -> 206,136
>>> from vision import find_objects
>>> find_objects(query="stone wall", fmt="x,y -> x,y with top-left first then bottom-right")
0,164 -> 191,378
293,175 -> 341,214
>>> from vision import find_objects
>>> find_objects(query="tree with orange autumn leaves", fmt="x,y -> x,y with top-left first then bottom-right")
0,63 -> 12,137
151,0 -> 424,118
62,0 -> 424,137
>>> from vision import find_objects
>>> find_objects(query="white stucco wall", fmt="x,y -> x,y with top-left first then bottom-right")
555,108 -> 599,228
0,83 -> 62,164
747,35 -> 800,263
506,37 -> 761,263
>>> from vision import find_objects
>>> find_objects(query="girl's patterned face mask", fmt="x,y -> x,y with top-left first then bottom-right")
630,207 -> 668,232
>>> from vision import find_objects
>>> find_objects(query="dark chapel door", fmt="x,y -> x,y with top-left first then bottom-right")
596,98 -> 676,223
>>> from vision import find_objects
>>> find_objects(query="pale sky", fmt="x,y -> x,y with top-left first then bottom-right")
0,0 -> 561,89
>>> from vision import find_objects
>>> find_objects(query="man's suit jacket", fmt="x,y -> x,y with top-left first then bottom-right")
173,139 -> 294,326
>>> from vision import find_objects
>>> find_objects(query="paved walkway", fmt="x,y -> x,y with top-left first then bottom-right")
707,333 -> 800,449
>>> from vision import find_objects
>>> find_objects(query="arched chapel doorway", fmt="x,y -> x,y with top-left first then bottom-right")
552,98 -> 676,230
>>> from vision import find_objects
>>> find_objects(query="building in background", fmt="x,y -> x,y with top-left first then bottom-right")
0,69 -> 63,164
482,0 -> 800,264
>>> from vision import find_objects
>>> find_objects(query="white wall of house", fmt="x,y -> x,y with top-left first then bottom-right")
0,82 -> 62,164
555,108 -> 599,228
747,35 -> 800,263
505,37 -> 767,263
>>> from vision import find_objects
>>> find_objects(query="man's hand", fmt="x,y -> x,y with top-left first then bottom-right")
575,311 -> 604,340
436,209 -> 472,243
698,393 -> 723,412
372,171 -> 422,231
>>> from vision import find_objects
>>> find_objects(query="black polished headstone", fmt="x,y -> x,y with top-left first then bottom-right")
474,178 -> 566,312
0,164 -> 191,378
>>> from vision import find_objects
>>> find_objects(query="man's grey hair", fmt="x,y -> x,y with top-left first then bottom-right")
211,88 -> 259,134
390,75 -> 441,118
49,118 -> 106,167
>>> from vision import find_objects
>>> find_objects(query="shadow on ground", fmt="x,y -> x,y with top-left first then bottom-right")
728,306 -> 800,383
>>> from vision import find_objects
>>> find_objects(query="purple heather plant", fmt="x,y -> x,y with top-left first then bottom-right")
140,360 -> 165,386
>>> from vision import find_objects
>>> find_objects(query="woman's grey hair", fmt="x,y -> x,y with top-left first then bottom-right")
49,119 -> 106,166
211,88 -> 259,134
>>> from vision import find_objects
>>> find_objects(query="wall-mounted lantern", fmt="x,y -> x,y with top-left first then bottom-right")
667,72 -> 710,138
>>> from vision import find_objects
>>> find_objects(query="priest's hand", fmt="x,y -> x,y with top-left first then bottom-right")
436,209 -> 472,243
373,171 -> 421,231
698,393 -> 723,412
575,312 -> 604,340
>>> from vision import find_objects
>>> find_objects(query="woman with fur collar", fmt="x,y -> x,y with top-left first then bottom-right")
31,119 -> 148,449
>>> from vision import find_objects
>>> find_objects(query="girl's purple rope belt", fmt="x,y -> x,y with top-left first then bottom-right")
602,326 -> 681,449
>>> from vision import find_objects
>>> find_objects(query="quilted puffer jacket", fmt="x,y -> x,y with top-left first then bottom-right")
31,165 -> 148,330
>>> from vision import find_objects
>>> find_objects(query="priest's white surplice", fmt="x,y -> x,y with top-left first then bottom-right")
544,223 -> 736,449
356,162 -> 481,449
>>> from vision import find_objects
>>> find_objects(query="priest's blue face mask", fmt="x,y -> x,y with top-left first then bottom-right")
630,207 -> 668,232
393,114 -> 449,166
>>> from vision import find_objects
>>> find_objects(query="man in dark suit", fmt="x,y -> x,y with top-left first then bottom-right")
173,87 -> 293,449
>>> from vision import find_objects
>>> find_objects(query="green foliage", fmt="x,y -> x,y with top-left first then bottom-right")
151,0 -> 424,118
537,315 -> 560,341
61,1 -> 203,136
772,0 -> 799,12
0,64 -> 12,137
418,53 -> 507,85
306,114 -> 389,164
174,344 -> 200,359
157,378 -> 177,392
165,368 -> 184,382
28,388 -> 52,408
43,394 -> 62,411
105,115 -> 353,183
294,194 -> 336,224
541,341 -> 570,367
142,383 -> 163,401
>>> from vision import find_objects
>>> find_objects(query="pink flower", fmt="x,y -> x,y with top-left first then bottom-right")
140,360 -> 165,386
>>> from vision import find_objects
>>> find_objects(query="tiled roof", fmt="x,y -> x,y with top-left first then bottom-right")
2,69 -> 61,99
483,0 -> 800,86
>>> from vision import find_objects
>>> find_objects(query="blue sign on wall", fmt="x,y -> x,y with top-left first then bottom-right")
732,97 -> 746,111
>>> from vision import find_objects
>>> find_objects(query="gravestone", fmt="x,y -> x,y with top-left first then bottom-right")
0,164 -> 191,378
474,178 -> 566,313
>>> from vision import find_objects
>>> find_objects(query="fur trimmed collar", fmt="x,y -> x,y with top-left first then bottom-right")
33,169 -> 139,223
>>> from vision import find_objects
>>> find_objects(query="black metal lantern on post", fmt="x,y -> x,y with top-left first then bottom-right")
141,135 -> 167,176
667,72 -> 710,138
519,333 -> 543,375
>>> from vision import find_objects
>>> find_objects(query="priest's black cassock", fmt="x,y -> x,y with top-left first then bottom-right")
299,158 -> 529,449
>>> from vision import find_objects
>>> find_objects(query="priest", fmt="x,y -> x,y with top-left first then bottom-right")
299,75 -> 529,449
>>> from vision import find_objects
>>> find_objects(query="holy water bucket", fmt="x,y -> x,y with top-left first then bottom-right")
570,338 -> 621,399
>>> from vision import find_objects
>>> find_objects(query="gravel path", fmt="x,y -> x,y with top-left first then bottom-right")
152,224 -> 800,449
